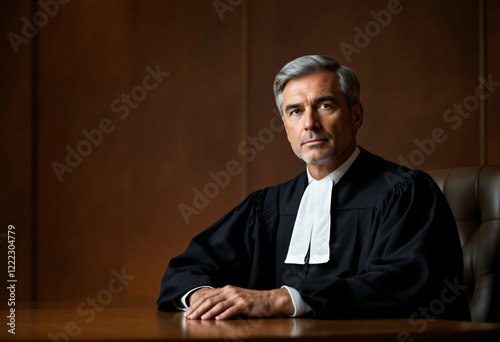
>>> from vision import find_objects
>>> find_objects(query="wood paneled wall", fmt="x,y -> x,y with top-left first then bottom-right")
1,0 -> 498,306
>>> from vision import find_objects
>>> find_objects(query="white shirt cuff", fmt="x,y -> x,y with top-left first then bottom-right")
281,286 -> 313,317
172,286 -> 213,311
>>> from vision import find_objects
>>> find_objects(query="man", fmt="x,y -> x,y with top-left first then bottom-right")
157,55 -> 470,321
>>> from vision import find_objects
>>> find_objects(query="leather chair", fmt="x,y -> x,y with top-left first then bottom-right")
428,165 -> 500,322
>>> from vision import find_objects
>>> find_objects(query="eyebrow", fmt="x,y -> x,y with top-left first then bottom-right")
284,95 -> 339,114
313,96 -> 339,106
284,102 -> 301,114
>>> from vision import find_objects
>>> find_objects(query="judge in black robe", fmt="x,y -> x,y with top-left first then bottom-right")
158,55 -> 470,321
158,147 -> 470,320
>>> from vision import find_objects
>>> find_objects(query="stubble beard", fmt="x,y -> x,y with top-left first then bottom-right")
294,143 -> 337,165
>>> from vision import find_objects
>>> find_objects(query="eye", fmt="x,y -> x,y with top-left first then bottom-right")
319,103 -> 332,110
289,108 -> 301,116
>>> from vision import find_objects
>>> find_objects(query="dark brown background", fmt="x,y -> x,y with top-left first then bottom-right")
0,0 -> 498,308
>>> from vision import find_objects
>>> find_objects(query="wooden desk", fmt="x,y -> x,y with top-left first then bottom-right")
2,306 -> 500,342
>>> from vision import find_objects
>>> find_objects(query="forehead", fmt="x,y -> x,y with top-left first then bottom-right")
282,71 -> 339,100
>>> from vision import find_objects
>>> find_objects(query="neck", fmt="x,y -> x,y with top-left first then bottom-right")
307,143 -> 357,180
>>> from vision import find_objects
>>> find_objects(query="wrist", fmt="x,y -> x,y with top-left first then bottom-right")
272,288 -> 295,316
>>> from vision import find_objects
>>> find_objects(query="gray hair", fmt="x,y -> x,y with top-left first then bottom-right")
273,55 -> 360,116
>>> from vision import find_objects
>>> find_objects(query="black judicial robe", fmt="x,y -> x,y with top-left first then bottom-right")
157,147 -> 471,320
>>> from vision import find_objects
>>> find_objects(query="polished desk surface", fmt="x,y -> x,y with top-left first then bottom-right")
2,306 -> 500,342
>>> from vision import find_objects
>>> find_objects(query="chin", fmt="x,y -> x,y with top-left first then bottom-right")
301,154 -> 335,165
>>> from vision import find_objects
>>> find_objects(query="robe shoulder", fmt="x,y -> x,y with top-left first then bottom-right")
335,147 -> 444,210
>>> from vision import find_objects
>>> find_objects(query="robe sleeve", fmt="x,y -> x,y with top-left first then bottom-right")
295,170 -> 470,320
157,190 -> 272,311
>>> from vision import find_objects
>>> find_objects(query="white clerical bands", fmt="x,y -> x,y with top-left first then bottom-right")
285,175 -> 334,265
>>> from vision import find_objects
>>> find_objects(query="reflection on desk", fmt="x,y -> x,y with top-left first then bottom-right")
1,306 -> 500,341
163,312 -> 311,339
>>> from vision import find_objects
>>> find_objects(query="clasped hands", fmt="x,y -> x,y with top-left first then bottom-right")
184,285 -> 294,320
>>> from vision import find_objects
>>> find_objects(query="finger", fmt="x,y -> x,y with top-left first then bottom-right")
186,294 -> 221,319
195,295 -> 226,319
214,305 -> 241,320
184,301 -> 200,318
185,289 -> 217,317
201,300 -> 233,320
185,300 -> 210,320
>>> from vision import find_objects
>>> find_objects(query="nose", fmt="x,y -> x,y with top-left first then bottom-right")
304,107 -> 319,131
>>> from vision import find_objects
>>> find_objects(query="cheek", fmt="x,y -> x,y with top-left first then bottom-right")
284,123 -> 298,143
329,119 -> 352,141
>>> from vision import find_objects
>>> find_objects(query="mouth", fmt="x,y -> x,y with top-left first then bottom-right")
302,138 -> 326,146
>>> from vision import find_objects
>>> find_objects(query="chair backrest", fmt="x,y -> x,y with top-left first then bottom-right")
428,165 -> 500,322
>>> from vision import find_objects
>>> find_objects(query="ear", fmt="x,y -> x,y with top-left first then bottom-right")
351,103 -> 363,130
